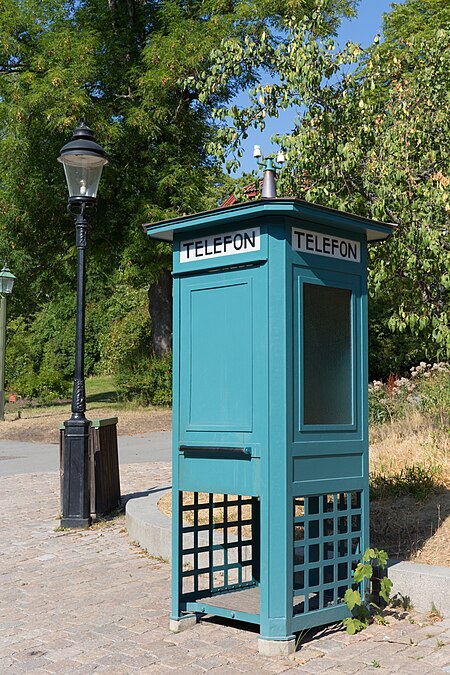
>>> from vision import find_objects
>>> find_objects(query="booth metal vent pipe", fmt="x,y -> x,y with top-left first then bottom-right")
261,158 -> 277,198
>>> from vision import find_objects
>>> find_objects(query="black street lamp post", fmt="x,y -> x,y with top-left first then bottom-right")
58,122 -> 108,528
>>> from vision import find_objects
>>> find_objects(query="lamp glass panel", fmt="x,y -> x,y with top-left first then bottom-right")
61,155 -> 106,198
0,274 -> 15,294
4,277 -> 14,294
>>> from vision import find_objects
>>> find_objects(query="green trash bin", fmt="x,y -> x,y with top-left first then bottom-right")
60,417 -> 121,517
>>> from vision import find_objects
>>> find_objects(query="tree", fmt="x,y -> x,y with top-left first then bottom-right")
198,0 -> 450,368
0,0 -> 358,397
0,0 -> 358,300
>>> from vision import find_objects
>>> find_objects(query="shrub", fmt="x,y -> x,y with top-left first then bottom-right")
413,363 -> 450,431
5,285 -> 152,402
368,375 -> 411,424
7,341 -> 72,403
96,290 -> 151,376
368,362 -> 449,426
115,351 -> 172,406
5,308 -> 74,401
5,318 -> 36,390
370,463 -> 444,501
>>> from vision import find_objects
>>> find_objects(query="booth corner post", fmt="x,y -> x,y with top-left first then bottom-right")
57,121 -> 108,529
0,264 -> 16,422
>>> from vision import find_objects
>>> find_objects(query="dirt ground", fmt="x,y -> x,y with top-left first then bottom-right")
371,490 -> 450,567
0,404 -> 172,444
1,403 -> 448,567
369,412 -> 449,567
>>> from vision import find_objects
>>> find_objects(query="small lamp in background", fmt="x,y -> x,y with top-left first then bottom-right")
0,264 -> 16,421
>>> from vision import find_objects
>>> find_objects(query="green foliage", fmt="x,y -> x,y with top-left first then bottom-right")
94,287 -> 152,376
90,285 -> 174,406
416,368 -> 450,431
370,463 -> 444,501
380,577 -> 393,605
115,352 -> 172,406
382,0 -> 450,43
364,548 -> 388,570
368,295 -> 427,381
199,0 -> 450,358
4,0 -> 448,402
342,547 -> 392,635
0,0 -> 334,401
5,314 -> 73,402
20,365 -> 72,404
0,0 -> 358,321
4,284 -> 154,401
368,362 -> 450,426
0,0 -> 279,330
353,562 -> 372,583
344,588 -> 362,611
0,0 -> 362,406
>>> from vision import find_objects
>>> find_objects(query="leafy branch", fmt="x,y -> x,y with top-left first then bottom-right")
343,547 -> 393,635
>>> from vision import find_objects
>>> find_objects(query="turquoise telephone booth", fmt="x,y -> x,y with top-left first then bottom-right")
144,198 -> 393,654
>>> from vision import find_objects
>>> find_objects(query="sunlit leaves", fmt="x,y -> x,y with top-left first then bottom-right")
197,0 -> 449,358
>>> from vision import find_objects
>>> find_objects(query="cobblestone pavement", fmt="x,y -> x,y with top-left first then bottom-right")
1,462 -> 450,674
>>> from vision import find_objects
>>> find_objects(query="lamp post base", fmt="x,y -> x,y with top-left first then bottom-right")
61,415 -> 91,529
61,516 -> 91,529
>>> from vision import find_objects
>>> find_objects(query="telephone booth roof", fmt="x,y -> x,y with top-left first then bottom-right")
143,197 -> 395,242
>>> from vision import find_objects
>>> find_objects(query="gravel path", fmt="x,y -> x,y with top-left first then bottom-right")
1,462 -> 449,673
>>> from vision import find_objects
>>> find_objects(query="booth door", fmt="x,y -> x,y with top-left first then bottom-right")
177,263 -> 268,461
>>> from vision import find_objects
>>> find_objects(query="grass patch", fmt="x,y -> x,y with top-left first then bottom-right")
4,374 -> 148,419
86,375 -> 118,402
369,407 -> 449,564
90,510 -> 126,530
368,367 -> 449,564
370,463 -> 444,501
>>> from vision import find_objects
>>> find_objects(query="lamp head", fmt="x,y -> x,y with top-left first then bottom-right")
0,264 -> 16,295
58,121 -> 108,203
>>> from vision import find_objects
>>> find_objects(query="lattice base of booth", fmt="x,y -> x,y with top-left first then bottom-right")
292,490 -> 364,616
179,491 -> 260,599
176,488 -> 365,631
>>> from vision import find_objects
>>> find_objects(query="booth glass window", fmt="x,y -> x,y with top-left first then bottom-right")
303,283 -> 352,425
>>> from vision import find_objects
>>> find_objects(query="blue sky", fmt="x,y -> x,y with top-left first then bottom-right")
233,0 -> 403,175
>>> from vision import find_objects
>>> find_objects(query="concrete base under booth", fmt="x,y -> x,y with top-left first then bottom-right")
169,611 -> 296,656
257,637 -> 296,656
169,614 -> 197,633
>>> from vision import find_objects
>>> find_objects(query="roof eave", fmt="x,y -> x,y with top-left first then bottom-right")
143,198 -> 396,242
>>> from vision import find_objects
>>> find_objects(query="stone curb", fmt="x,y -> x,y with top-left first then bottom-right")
125,486 -> 172,561
389,560 -> 450,617
126,492 -> 450,617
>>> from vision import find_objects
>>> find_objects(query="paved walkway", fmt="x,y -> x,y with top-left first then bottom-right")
0,432 -> 171,476
1,459 -> 450,673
